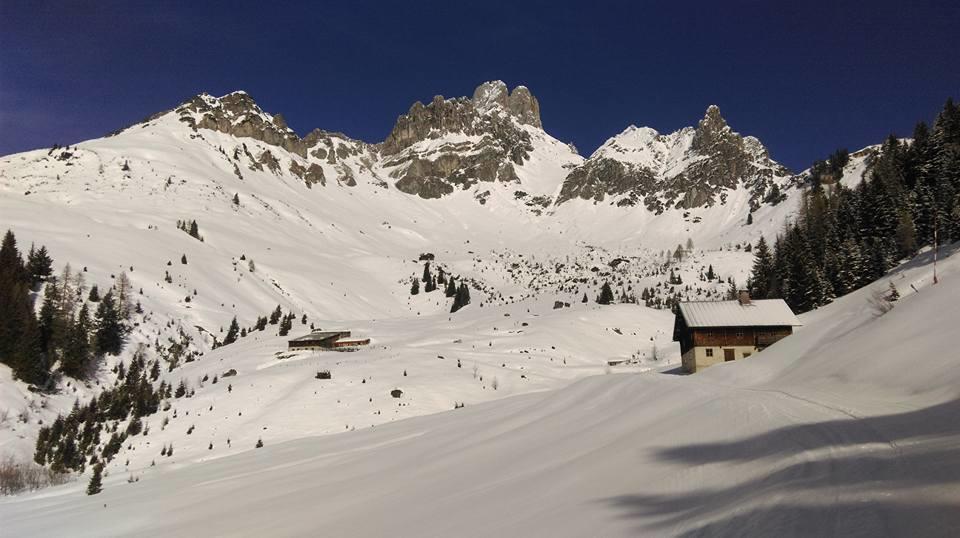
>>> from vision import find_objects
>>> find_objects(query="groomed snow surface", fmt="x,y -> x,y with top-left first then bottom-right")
2,244 -> 957,536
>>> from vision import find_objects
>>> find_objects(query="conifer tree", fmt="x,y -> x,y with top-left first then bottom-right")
86,463 -> 104,495
269,305 -> 282,325
25,244 -> 53,285
62,304 -> 92,378
597,282 -> 614,305
748,237 -> 774,299
410,278 -> 419,295
278,314 -> 293,337
94,291 -> 125,356
223,316 -> 240,345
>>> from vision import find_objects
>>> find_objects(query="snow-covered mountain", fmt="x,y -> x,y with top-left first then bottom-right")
557,105 -> 793,212
0,81 -> 891,494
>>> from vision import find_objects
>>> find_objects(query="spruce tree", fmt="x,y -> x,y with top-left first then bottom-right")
278,314 -> 293,337
86,463 -> 104,495
410,278 -> 419,295
597,282 -> 614,305
269,305 -> 282,325
62,304 -> 92,378
748,237 -> 774,299
25,244 -> 53,285
94,291 -> 125,356
223,316 -> 240,345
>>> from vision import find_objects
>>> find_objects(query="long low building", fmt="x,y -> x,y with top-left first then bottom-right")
673,291 -> 801,373
288,330 -> 370,351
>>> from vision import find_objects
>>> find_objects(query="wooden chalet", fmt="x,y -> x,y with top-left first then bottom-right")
673,291 -> 800,373
288,330 -> 370,351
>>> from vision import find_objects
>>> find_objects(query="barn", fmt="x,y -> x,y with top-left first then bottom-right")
673,291 -> 800,373
288,330 -> 370,351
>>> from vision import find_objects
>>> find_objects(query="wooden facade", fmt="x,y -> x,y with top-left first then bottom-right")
288,330 -> 369,351
674,320 -> 793,355
673,295 -> 798,373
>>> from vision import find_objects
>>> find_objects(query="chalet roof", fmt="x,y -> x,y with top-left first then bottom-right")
288,331 -> 347,343
678,299 -> 801,328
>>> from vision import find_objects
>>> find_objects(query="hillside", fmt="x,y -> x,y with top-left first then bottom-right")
0,81 -> 908,504
1,240 -> 956,536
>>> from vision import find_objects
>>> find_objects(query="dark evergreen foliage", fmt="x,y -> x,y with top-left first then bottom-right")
223,316 -> 240,346
596,282 -> 614,305
749,98 -> 960,313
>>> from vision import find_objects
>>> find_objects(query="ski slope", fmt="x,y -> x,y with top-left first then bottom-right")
2,243 -> 956,537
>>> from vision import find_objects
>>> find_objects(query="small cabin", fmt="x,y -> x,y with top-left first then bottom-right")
673,291 -> 800,373
288,330 -> 370,351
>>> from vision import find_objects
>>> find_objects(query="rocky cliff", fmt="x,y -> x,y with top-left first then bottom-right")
379,81 -> 550,199
556,105 -> 792,212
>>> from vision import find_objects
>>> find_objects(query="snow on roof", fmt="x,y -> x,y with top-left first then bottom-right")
288,331 -> 348,342
678,299 -> 800,328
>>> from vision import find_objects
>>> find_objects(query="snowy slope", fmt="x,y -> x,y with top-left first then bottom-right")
1,243 -> 956,537
0,84 -> 890,496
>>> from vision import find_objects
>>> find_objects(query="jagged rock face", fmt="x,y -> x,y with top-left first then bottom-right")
177,92 -> 307,157
379,81 -> 541,198
557,106 -> 792,212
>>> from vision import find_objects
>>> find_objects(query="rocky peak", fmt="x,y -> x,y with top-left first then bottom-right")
558,104 -> 792,212
175,91 -> 307,157
470,81 -> 541,128
377,81 -> 555,198
691,105 -> 733,152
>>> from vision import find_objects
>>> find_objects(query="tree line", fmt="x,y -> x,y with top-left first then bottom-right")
748,98 -> 960,313
0,230 -> 131,387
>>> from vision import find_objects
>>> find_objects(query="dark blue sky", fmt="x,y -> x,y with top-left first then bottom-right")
2,1 -> 958,170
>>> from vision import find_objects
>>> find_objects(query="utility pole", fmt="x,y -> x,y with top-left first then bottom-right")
933,214 -> 939,285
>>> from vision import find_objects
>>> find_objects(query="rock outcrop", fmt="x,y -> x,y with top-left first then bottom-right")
557,106 -> 792,212
379,81 -> 542,198
176,92 -> 308,157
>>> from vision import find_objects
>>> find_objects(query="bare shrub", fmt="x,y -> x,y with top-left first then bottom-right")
0,456 -> 72,495
867,287 -> 894,317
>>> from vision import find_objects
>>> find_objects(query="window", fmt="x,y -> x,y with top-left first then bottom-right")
736,329 -> 744,338
705,348 -> 714,357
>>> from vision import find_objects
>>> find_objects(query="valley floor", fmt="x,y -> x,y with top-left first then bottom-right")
1,246 -> 958,537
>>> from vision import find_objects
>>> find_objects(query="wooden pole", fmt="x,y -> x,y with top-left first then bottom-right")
933,216 -> 939,285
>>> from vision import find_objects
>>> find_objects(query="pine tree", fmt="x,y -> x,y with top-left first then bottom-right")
422,262 -> 431,283
94,291 -> 125,356
269,305 -> 282,325
450,282 -> 471,313
748,237 -> 774,299
410,278 -> 419,295
444,277 -> 457,298
223,316 -> 240,345
232,193 -> 240,205
25,244 -> 53,285
86,463 -> 104,495
597,282 -> 614,305
62,303 -> 92,378
88,285 -> 100,302
278,314 -> 293,337
181,254 -> 188,265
